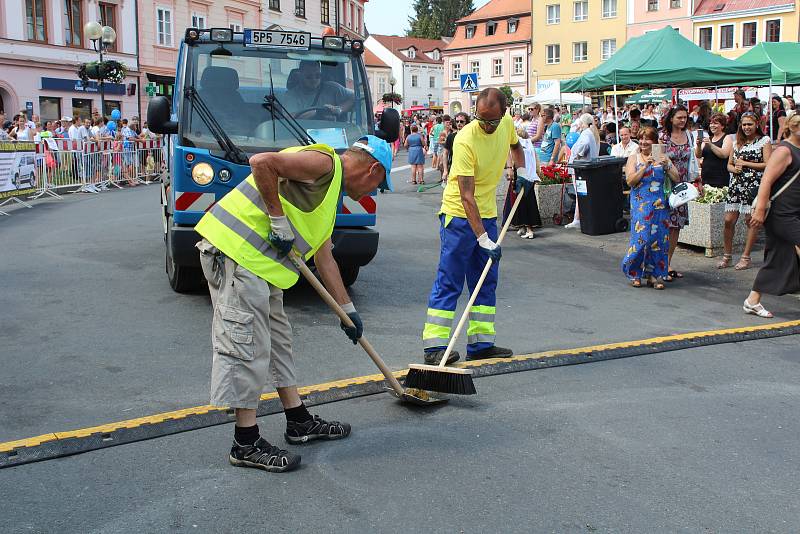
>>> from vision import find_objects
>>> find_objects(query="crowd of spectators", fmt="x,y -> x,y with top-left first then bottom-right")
1,109 -> 159,145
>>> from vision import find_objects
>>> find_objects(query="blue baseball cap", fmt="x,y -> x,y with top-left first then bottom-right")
353,135 -> 393,192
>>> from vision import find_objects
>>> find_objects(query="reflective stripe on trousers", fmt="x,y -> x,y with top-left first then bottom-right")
422,308 -> 455,349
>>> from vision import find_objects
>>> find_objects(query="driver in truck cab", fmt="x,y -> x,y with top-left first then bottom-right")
194,135 -> 392,473
282,60 -> 355,121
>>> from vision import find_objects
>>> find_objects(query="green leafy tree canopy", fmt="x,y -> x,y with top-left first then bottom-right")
408,0 -> 474,39
499,85 -> 514,106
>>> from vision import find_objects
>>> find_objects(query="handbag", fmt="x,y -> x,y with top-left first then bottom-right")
751,166 -> 800,216
687,131 -> 700,182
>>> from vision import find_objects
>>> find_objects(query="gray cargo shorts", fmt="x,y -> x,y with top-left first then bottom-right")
197,239 -> 296,409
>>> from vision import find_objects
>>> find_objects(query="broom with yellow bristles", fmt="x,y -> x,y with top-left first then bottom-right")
405,176 -> 526,395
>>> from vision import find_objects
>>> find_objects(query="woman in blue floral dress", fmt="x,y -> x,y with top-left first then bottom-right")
622,127 -> 680,289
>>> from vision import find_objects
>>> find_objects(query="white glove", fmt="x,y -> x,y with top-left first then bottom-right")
268,215 -> 295,241
476,232 -> 498,250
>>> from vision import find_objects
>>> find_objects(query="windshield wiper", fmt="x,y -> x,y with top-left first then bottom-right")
262,66 -> 316,147
185,87 -> 249,165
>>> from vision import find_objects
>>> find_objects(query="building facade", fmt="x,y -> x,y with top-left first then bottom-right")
337,0 -> 367,39
365,35 -> 447,111
692,0 -> 798,59
363,47 -> 393,112
442,0 -> 531,115
627,0 -> 695,40
0,0 -> 139,122
530,0 -> 628,85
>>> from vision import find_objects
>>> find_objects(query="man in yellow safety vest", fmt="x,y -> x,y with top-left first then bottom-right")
195,136 -> 392,473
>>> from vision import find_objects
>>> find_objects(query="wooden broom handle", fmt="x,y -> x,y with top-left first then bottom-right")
438,186 -> 525,368
288,251 -> 406,396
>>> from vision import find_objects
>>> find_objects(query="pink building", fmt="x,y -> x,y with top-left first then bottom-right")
442,0 -> 531,115
627,0 -> 695,40
0,0 -> 140,122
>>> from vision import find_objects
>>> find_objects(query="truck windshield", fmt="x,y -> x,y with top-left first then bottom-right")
181,43 -> 371,154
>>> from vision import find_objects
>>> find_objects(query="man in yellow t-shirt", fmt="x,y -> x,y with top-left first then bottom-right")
421,88 -> 526,364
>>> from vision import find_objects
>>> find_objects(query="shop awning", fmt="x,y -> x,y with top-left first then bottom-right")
561,26 -> 772,93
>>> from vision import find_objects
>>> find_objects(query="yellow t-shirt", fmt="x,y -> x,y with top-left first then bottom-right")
440,114 -> 518,219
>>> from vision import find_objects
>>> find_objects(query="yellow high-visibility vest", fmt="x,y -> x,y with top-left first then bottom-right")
196,144 -> 342,289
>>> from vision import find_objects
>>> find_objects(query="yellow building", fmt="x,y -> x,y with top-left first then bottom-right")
692,0 -> 799,59
530,0 -> 628,89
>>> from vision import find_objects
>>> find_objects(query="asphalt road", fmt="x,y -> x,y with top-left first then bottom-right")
1,338 -> 798,533
1,161 -> 799,532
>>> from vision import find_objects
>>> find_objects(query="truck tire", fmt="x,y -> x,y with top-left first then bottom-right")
337,263 -> 360,287
165,220 -> 205,293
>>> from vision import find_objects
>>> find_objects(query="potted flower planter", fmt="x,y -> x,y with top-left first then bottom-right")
678,200 -> 747,257
535,183 -> 567,224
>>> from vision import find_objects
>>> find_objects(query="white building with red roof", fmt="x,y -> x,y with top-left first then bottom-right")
365,34 -> 448,111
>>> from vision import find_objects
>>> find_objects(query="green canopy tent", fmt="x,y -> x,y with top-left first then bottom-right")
561,26 -> 771,133
625,88 -> 674,105
735,42 -> 800,86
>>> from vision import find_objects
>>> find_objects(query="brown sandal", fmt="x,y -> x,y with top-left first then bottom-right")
717,253 -> 733,269
734,255 -> 752,271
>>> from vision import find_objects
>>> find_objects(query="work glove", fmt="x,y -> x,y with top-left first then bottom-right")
339,302 -> 363,344
477,232 -> 502,263
267,215 -> 295,258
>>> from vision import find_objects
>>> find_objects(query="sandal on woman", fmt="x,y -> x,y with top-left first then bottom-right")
631,279 -> 642,288
666,270 -> 683,282
647,277 -> 665,290
717,254 -> 733,269
743,299 -> 773,318
734,255 -> 752,271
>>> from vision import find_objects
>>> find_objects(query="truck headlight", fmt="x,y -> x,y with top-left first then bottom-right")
191,162 -> 214,185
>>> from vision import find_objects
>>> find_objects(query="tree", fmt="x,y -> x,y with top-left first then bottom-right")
408,0 -> 474,39
499,85 -> 514,106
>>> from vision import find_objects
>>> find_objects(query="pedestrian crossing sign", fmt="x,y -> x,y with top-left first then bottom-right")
460,73 -> 479,93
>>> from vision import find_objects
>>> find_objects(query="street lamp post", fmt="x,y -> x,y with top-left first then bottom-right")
84,21 -> 117,119
389,76 -> 397,108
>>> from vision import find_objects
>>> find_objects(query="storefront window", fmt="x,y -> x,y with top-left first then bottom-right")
39,97 -> 61,123
104,100 -> 121,119
72,98 -> 93,122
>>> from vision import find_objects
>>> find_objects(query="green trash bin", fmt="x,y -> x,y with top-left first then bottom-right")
568,156 -> 629,236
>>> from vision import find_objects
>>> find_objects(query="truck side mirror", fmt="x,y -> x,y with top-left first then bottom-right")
147,96 -> 178,135
375,108 -> 400,143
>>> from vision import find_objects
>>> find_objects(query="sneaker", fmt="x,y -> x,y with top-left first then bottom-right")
523,231 -> 535,239
229,437 -> 300,473
517,228 -> 526,236
285,415 -> 351,445
423,349 -> 461,366
565,220 -> 581,229
466,345 -> 513,361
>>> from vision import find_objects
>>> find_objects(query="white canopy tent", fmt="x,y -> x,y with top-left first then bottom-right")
523,85 -> 586,106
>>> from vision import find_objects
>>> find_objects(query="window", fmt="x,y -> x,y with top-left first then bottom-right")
269,0 -> 280,11
766,19 -> 780,42
349,4 -> 354,28
466,25 -> 475,38
647,0 -> 658,11
26,0 -> 47,42
191,13 -> 206,29
470,60 -> 480,76
508,18 -> 518,33
378,76 -> 386,94
513,56 -> 523,75
411,75 -> 418,87
229,22 -> 242,32
295,0 -> 305,18
670,0 -> 681,7
742,22 -> 757,47
99,3 -> 116,50
720,24 -> 733,49
412,100 -> 419,106
39,97 -> 61,124
357,6 -> 362,33
492,58 -> 503,76
573,1 -> 588,21
71,98 -> 92,123
699,27 -> 712,50
546,44 -> 560,64
602,0 -> 616,17
486,21 -> 497,36
452,62 -> 461,80
156,7 -> 173,46
64,0 -> 83,47
573,41 -> 588,62
407,48 -> 416,59
321,0 -> 330,24
429,76 -> 436,88
431,49 -> 440,60
546,4 -> 560,24
601,38 -> 616,60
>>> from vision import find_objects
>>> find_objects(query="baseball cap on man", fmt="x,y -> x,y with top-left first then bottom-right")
352,135 -> 393,191
61,116 -> 73,122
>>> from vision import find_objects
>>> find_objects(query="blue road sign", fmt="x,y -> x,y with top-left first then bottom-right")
460,73 -> 479,93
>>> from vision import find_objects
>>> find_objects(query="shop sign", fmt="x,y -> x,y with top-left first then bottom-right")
40,77 -> 126,96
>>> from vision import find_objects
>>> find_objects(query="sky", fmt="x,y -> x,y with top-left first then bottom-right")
364,0 -> 492,37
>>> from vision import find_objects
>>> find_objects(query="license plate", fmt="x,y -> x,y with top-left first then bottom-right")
244,29 -> 310,50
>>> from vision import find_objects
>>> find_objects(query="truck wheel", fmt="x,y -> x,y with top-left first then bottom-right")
165,222 -> 204,293
338,263 -> 360,287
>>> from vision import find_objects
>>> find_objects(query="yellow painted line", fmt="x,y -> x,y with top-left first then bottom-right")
2,319 -> 799,454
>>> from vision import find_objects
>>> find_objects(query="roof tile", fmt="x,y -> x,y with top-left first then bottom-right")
694,0 -> 793,16
369,34 -> 449,64
446,14 -> 531,51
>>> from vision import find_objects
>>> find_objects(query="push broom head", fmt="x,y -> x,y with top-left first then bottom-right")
405,364 -> 476,395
